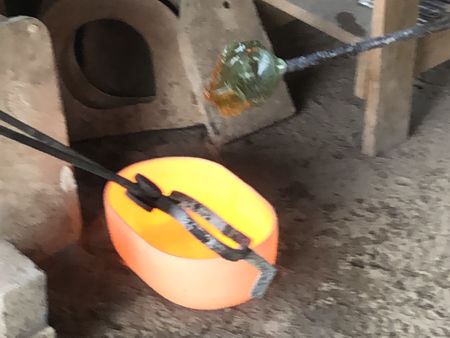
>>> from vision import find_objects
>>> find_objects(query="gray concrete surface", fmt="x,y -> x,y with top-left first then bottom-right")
40,20 -> 449,337
0,16 -> 82,259
0,240 -> 54,338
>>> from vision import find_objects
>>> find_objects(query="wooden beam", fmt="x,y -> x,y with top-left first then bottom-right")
356,25 -> 450,99
255,0 -> 297,31
259,0 -> 368,43
362,0 -> 419,156
354,52 -> 370,99
416,29 -> 450,74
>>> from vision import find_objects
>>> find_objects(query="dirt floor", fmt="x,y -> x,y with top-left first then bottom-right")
39,20 -> 450,337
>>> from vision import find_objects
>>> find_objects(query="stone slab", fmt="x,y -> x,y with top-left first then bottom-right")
179,0 -> 296,145
0,16 -> 82,258
40,0 -> 203,141
0,240 -> 54,338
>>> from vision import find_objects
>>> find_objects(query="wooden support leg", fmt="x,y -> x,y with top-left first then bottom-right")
354,52 -> 370,99
415,30 -> 450,74
361,0 -> 419,156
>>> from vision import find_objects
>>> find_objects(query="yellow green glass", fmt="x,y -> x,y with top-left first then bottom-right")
205,40 -> 287,117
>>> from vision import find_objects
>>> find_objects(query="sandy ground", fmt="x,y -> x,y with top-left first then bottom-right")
39,20 -> 450,337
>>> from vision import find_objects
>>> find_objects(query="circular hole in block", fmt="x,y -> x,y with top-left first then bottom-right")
72,19 -> 155,107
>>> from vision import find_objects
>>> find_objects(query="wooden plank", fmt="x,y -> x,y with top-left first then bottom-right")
260,0 -> 371,43
354,52 -> 370,99
362,0 -> 420,156
416,29 -> 450,74
356,22 -> 450,99
255,0 -> 297,31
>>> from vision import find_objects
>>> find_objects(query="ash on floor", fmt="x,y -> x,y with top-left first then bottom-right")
39,20 -> 450,337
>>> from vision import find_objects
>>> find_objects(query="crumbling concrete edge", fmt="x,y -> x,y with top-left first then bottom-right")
0,240 -> 56,337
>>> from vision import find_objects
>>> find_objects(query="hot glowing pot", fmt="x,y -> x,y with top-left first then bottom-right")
104,157 -> 278,310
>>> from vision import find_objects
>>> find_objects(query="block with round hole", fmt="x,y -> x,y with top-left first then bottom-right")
40,0 -> 203,141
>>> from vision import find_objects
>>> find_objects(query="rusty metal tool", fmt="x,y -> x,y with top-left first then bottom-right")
205,14 -> 450,117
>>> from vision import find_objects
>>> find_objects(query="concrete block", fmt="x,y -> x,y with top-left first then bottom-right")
0,240 -> 54,338
179,0 -> 295,144
40,0 -> 203,141
0,16 -> 82,258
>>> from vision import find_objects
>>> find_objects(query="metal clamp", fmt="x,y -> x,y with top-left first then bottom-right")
169,191 -> 277,298
126,175 -> 277,297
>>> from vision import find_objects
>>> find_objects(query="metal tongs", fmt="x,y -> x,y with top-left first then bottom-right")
0,110 -> 276,298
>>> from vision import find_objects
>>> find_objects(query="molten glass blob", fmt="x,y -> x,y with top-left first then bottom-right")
205,40 -> 287,117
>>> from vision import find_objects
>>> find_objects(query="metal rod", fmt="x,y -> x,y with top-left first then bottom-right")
285,16 -> 450,73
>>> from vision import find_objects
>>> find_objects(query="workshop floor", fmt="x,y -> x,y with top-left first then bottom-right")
40,20 -> 450,337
